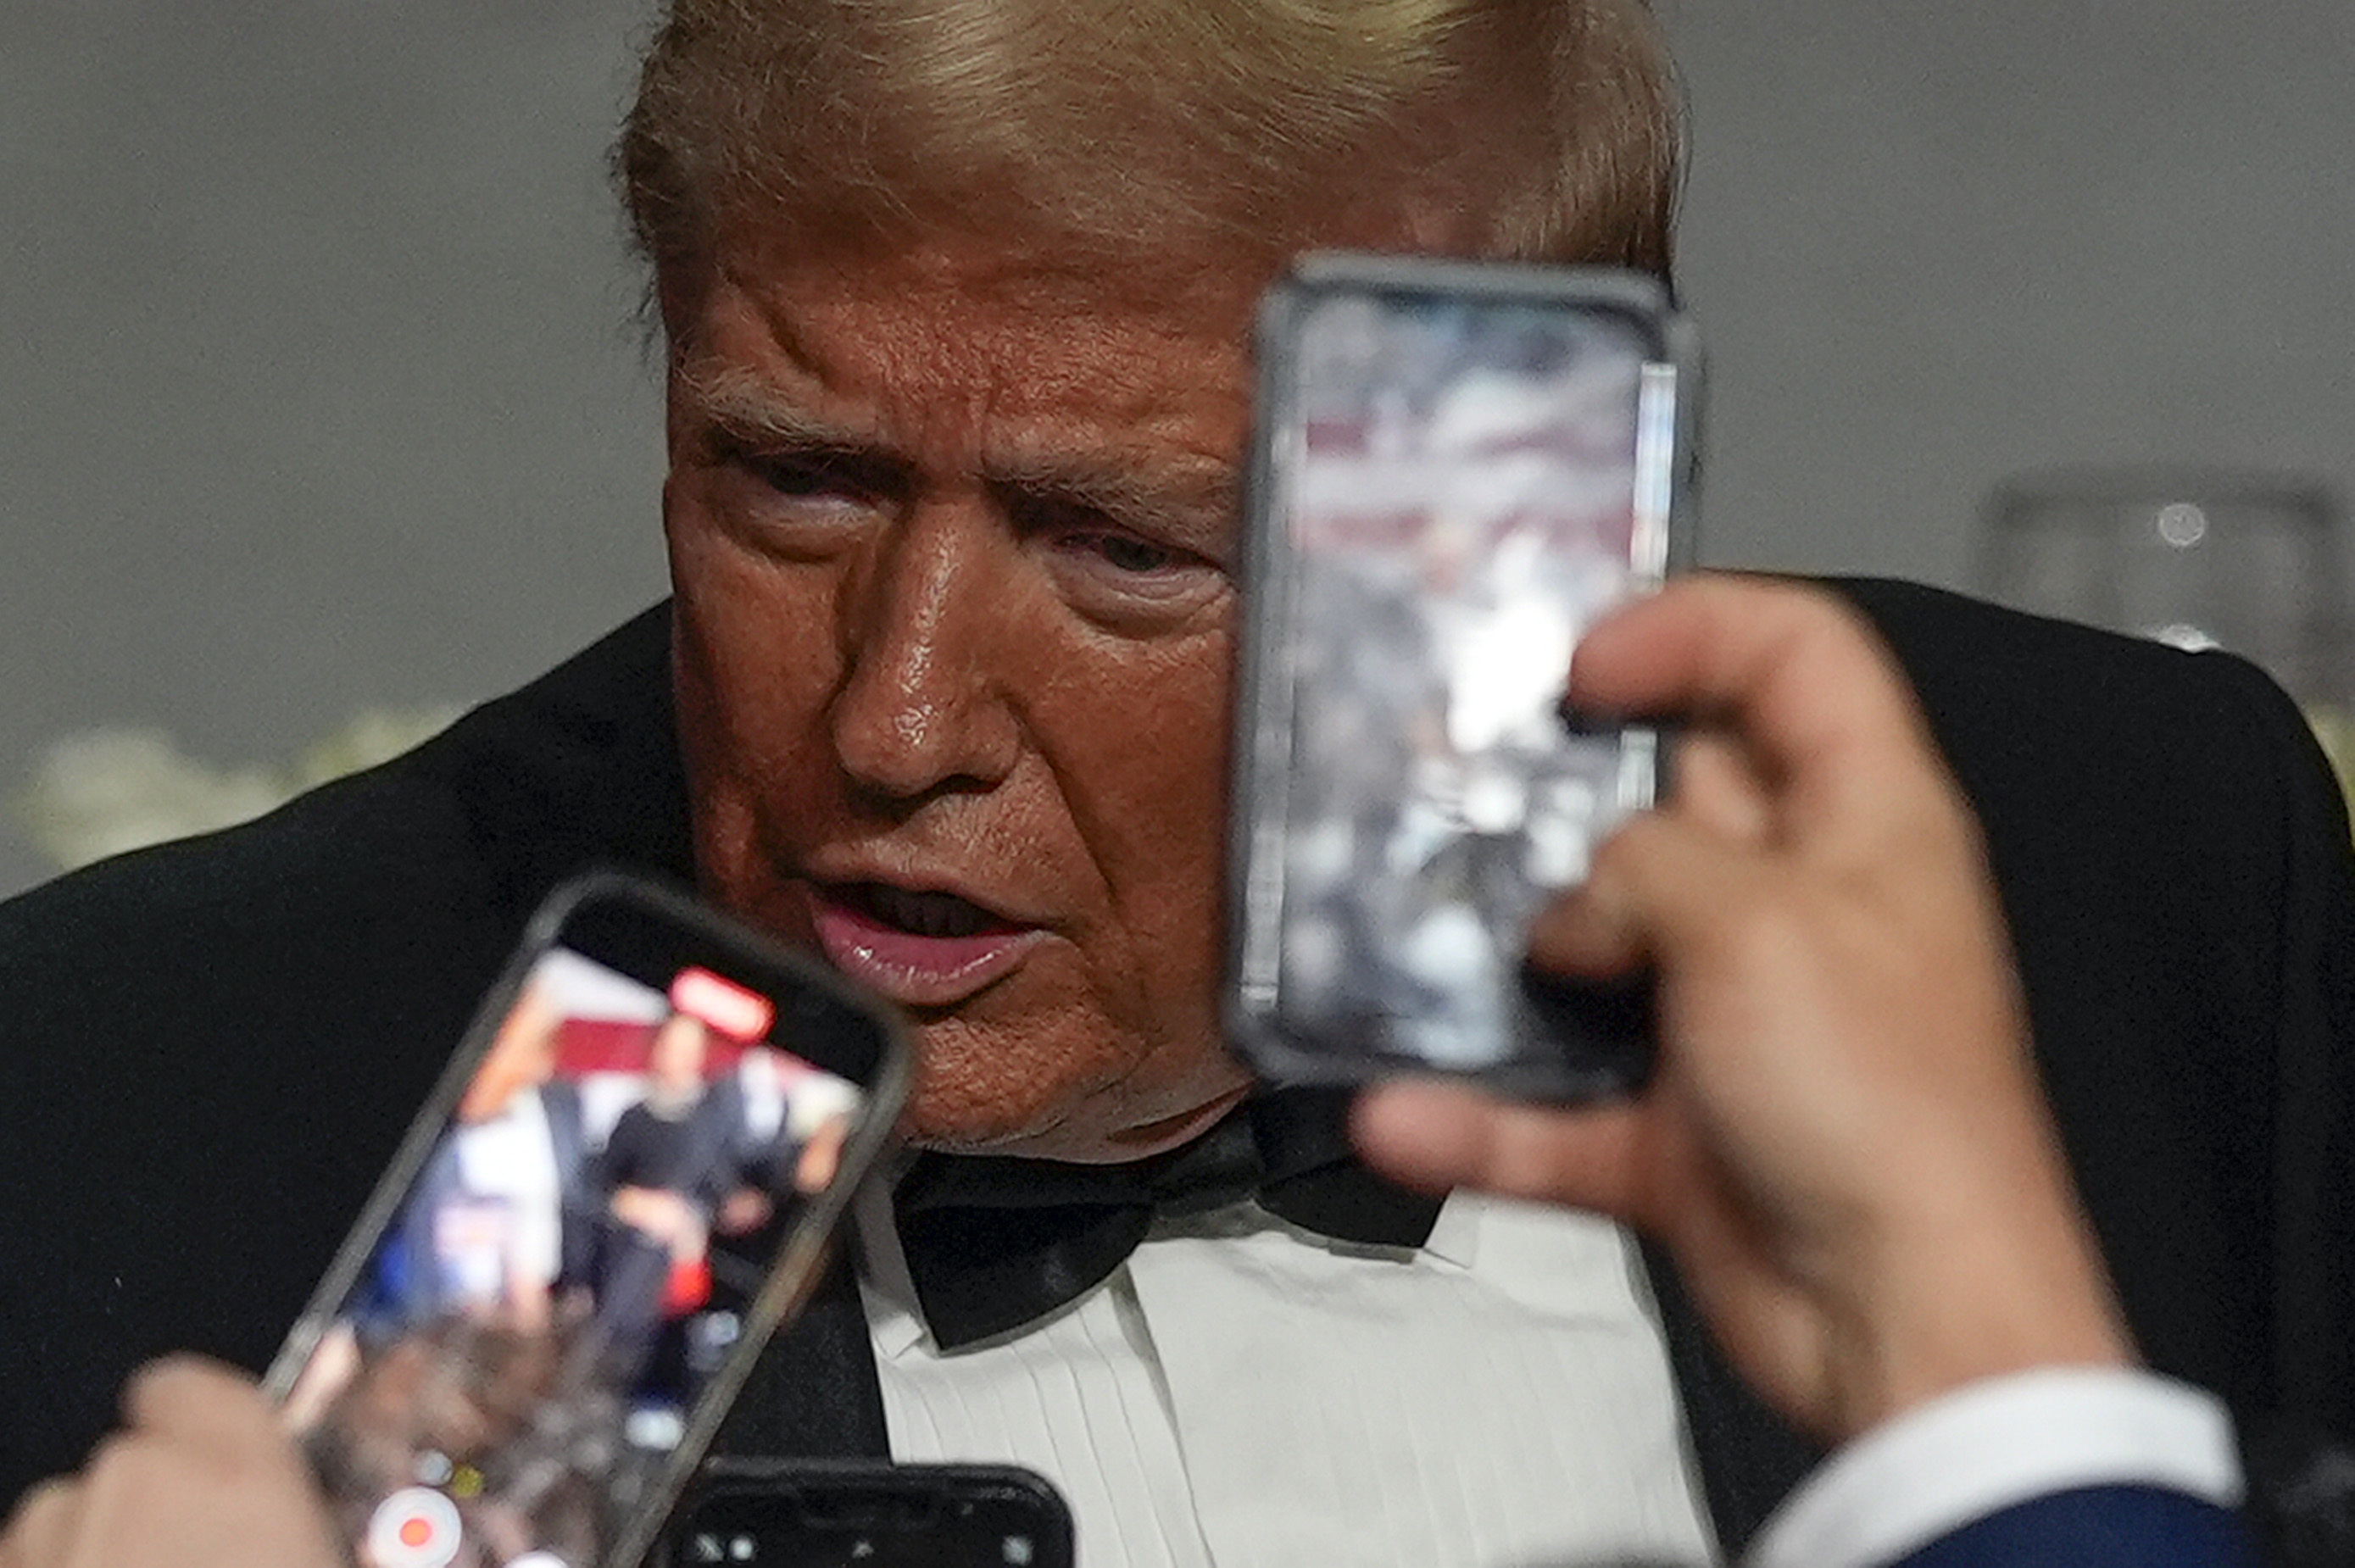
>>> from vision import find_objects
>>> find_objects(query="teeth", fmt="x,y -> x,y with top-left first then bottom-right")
857,883 -> 995,938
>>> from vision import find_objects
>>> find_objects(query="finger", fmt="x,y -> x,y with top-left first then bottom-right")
1350,1078 -> 1646,1219
1570,577 -> 1951,841
1578,806 -> 1777,976
1524,879 -> 1647,979
1523,764 -> 1774,981
122,1357 -> 285,1463
1525,729 -> 1773,983
1664,731 -> 1773,846
0,1478 -> 83,1568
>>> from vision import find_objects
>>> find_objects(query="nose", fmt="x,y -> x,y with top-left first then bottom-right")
829,500 -> 1022,804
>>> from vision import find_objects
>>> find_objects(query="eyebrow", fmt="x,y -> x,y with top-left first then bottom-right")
988,449 -> 1236,549
677,364 -> 882,453
677,364 -> 1238,551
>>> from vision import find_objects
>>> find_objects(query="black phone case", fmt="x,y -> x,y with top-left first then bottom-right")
264,871 -> 918,1568
665,1458 -> 1077,1568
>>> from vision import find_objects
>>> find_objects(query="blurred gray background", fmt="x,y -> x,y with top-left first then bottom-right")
5,0 -> 2352,898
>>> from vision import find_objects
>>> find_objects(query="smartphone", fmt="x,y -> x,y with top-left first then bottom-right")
264,872 -> 916,1568
663,1460 -> 1076,1568
1227,253 -> 1701,1100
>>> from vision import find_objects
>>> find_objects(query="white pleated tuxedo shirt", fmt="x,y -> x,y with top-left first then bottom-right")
857,1185 -> 1718,1567
852,1186 -> 2241,1568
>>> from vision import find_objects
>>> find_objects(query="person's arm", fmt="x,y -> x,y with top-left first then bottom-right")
1758,1366 -> 2253,1568
1351,575 -> 2260,1567
0,1359 -> 339,1568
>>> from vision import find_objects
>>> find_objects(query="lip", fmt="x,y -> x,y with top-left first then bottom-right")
799,878 -> 1049,1009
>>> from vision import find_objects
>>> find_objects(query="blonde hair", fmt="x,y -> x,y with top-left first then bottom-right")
619,0 -> 1679,318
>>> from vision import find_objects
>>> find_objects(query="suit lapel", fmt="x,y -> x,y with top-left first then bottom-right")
1640,1240 -> 1823,1558
717,1253 -> 892,1460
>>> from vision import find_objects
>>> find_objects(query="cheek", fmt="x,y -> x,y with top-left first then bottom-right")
664,486 -> 843,860
1055,633 -> 1237,1022
905,634 -> 1244,1151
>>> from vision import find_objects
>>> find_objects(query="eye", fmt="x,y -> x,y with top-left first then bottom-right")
1041,518 -> 1205,587
695,441 -> 898,560
1033,515 -> 1230,632
1080,531 -> 1183,575
1010,492 -> 1183,576
740,449 -> 883,505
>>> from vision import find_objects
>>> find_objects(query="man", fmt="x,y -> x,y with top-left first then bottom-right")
0,0 -> 2349,1562
0,581 -> 2273,1567
593,1010 -> 729,1394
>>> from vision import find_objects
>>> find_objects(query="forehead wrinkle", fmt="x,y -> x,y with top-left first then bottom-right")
743,251 -> 1239,420
697,254 -> 1250,538
699,261 -> 986,465
679,349 -> 1239,546
694,290 -> 1061,475
678,360 -> 1226,510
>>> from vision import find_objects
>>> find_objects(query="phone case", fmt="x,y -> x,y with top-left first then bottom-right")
667,1459 -> 1077,1568
1226,253 -> 1702,1100
264,871 -> 916,1568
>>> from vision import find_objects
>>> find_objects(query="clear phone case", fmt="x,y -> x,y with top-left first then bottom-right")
1227,255 -> 1700,1098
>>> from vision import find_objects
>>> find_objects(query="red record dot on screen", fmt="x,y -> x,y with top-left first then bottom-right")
366,1487 -> 463,1568
670,965 -> 774,1040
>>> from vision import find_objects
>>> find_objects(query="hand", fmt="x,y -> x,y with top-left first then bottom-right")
612,1183 -> 701,1248
1352,576 -> 2135,1443
0,1358 -> 340,1568
717,1183 -> 775,1235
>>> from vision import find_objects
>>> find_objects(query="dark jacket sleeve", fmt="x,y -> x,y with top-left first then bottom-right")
1890,1485 -> 2263,1568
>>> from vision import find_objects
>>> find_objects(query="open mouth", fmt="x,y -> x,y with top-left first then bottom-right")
804,879 -> 1043,1007
827,880 -> 1016,939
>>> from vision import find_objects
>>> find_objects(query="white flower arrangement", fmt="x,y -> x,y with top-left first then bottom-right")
10,704 -> 465,874
2306,704 -> 2355,829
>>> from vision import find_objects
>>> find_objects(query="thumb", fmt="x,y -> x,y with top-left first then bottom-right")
123,1357 -> 285,1457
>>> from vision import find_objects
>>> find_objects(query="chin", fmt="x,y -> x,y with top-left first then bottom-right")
895,1061 -> 1111,1160
899,1034 -> 1231,1159
899,1056 -> 1253,1164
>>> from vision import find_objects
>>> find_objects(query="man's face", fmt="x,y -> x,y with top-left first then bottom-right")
661,242 -> 1260,1162
649,1013 -> 710,1090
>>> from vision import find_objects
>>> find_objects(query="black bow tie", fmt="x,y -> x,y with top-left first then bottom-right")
892,1087 -> 1445,1348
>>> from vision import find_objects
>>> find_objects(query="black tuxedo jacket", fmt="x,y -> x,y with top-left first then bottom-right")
3,581 -> 2350,1560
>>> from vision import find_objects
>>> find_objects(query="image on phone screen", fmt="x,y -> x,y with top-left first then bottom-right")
1233,262 -> 1689,1093
269,885 -> 900,1568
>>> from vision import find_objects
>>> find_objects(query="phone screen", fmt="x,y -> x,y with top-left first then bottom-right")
1231,259 -> 1693,1097
267,877 -> 909,1568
